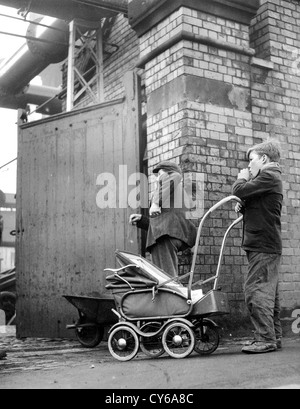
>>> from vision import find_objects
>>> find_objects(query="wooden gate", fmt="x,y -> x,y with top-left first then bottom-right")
15,72 -> 143,338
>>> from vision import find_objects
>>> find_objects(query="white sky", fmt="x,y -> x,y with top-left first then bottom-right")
0,6 -> 42,194
0,108 -> 18,194
0,6 -> 26,194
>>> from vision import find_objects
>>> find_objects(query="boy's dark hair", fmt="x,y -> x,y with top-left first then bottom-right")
247,140 -> 281,162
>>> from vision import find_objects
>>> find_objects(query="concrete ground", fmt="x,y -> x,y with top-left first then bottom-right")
0,326 -> 299,390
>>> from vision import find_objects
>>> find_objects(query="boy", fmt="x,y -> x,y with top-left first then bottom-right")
233,141 -> 283,354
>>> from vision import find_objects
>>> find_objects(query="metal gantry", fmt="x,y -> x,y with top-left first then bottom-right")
66,19 -> 104,111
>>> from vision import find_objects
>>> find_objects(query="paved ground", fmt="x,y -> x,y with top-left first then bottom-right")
0,327 -> 300,390
1,326 -> 300,390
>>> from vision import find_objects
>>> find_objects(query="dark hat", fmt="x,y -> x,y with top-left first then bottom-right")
153,161 -> 182,174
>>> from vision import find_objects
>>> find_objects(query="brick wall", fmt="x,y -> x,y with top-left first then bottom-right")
250,0 -> 300,331
140,6 -> 256,330
102,15 -> 140,101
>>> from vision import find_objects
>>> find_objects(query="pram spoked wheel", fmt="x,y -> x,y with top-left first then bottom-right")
108,326 -> 140,362
162,322 -> 195,359
193,320 -> 220,355
140,322 -> 164,358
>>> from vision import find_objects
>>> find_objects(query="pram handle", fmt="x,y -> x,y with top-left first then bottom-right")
188,196 -> 244,296
206,195 -> 244,214
191,215 -> 243,290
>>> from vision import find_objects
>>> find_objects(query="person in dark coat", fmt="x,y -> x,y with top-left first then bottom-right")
232,141 -> 283,354
130,161 -> 197,277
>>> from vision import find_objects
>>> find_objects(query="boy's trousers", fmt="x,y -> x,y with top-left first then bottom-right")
245,251 -> 282,343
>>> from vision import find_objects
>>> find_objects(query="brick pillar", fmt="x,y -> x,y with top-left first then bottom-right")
129,0 -> 259,187
250,0 -> 300,336
129,0 -> 261,333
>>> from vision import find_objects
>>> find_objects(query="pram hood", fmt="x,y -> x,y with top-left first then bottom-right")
106,250 -> 183,290
106,250 -> 203,304
105,250 -> 205,320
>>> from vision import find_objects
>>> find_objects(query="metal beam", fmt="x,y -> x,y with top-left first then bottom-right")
96,27 -> 104,103
0,158 -> 17,172
0,12 -> 67,33
66,21 -> 76,111
0,0 -> 124,21
0,29 -> 68,47
72,0 -> 128,14
66,19 -> 105,111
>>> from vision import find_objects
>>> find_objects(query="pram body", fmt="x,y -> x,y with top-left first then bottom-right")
106,196 -> 243,361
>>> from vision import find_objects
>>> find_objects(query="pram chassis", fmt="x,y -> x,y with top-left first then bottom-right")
107,196 -> 244,361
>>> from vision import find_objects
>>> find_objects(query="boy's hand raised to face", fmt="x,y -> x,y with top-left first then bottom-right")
238,168 -> 251,181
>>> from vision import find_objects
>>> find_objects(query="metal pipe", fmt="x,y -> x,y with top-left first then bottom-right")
0,84 -> 63,115
0,0 -> 124,111
0,17 -> 69,97
22,84 -> 63,115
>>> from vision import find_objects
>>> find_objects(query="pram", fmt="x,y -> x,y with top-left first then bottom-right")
105,196 -> 243,361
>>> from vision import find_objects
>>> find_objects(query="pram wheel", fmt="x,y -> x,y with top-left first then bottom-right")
193,320 -> 219,355
108,326 -> 140,362
140,322 -> 164,358
162,322 -> 195,359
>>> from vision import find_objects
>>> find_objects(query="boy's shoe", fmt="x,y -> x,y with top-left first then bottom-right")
0,349 -> 7,360
242,341 -> 277,354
